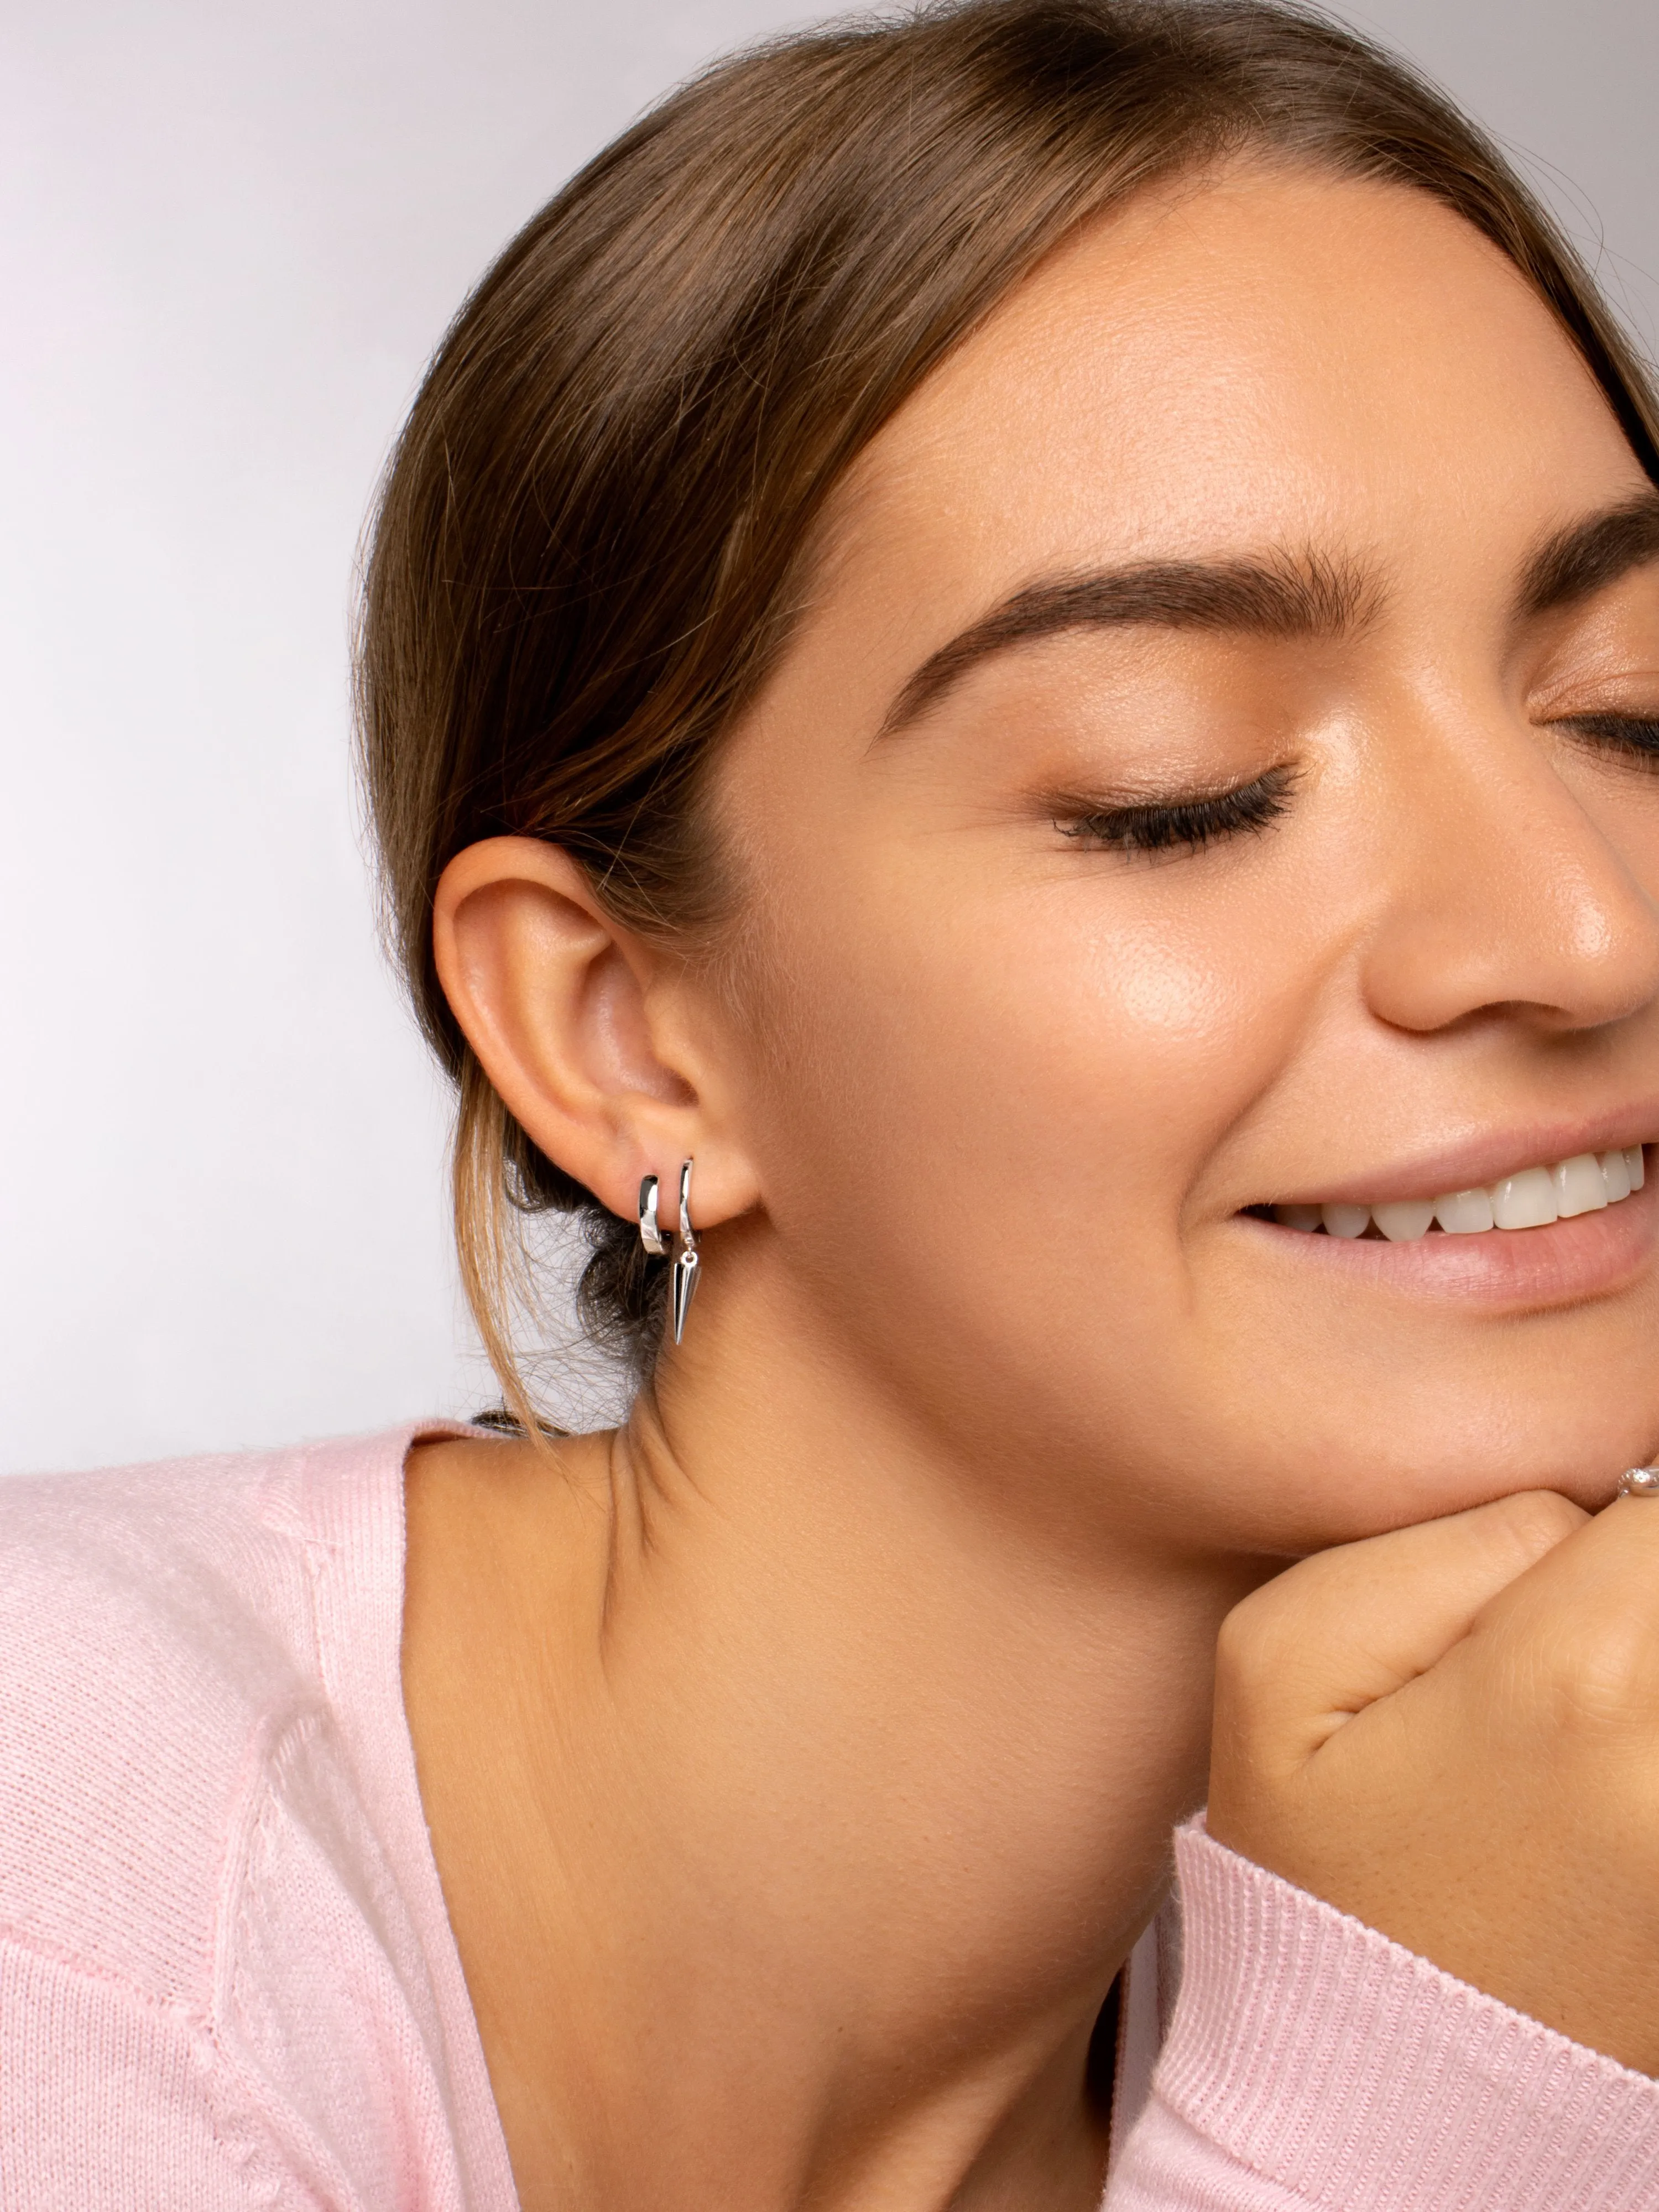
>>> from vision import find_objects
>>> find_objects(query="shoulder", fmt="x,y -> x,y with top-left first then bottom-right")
0,1423 -> 516,2206
0,1427 -> 411,2006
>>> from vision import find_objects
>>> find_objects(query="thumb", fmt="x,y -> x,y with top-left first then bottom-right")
1214,1490 -> 1585,1777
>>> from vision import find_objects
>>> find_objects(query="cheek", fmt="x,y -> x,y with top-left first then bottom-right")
982,902 -> 1277,1204
739,861 -> 1303,1381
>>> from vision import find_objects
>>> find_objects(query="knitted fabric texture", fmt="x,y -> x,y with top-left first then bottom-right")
1,1426 -> 1655,2208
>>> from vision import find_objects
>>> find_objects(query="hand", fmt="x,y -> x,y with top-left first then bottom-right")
1207,1486 -> 1659,2074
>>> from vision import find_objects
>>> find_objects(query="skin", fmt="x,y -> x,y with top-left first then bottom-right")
403,161 -> 1659,2210
1207,1486 -> 1659,2072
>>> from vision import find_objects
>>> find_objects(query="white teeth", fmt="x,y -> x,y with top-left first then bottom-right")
1321,1202 -> 1370,1238
1275,1204 -> 1324,1232
1270,1144 -> 1648,1238
1492,1167 -> 1558,1229
1553,1154 -> 1608,1218
1372,1198 -> 1436,1241
1434,1186 -> 1494,1234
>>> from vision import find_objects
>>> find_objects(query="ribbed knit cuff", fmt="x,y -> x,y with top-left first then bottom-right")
1158,1822 -> 1659,2210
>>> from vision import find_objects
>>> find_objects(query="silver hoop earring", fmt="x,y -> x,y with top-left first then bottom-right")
638,1174 -> 667,1257
671,1157 -> 700,1345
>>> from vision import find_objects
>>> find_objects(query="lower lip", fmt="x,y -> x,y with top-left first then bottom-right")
1239,1172 -> 1659,1311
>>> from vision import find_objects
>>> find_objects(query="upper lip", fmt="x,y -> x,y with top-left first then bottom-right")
1264,1102 -> 1659,1209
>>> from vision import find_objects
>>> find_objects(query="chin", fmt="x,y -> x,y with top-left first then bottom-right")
1230,1382 -> 1659,1556
1152,1233 -> 1659,1552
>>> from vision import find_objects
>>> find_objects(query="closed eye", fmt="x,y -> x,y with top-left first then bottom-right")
1055,763 -> 1298,857
1554,711 -> 1659,765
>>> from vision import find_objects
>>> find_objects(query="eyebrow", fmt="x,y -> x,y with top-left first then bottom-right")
875,549 -> 1380,739
1517,492 -> 1659,619
874,491 -> 1659,742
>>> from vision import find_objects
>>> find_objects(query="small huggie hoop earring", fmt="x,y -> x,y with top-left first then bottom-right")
638,1174 -> 667,1257
671,1157 -> 700,1345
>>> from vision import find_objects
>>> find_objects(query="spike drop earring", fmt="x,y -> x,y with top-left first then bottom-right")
671,1158 -> 700,1345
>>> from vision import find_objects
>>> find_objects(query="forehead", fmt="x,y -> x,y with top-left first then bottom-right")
814,163 -> 1639,623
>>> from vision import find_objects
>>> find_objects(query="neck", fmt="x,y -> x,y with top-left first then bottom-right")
403,1249 -> 1264,2212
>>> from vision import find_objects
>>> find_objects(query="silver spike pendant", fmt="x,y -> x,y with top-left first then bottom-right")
671,1157 -> 700,1345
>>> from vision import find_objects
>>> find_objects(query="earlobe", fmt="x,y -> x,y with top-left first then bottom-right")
430,837 -> 761,1230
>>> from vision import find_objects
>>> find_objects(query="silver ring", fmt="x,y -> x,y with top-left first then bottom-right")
1618,1465 -> 1659,1498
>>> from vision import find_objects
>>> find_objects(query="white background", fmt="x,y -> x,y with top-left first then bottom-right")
3,0 -> 1656,1474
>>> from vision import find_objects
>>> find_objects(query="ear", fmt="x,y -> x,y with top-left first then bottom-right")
431,837 -> 760,1230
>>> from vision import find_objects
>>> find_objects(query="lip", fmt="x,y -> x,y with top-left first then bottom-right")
1240,1168 -> 1659,1312
1267,1107 -> 1659,1211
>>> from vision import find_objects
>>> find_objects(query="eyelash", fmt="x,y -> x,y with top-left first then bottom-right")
1056,764 -> 1298,857
1050,712 -> 1659,859
1556,712 -> 1659,764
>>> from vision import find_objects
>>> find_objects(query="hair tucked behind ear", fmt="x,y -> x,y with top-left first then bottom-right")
354,0 -> 1659,1425
452,1060 -> 667,1434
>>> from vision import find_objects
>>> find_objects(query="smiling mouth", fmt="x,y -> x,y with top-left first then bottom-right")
1264,1146 -> 1648,1241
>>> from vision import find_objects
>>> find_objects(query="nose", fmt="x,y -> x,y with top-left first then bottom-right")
1358,702 -> 1659,1042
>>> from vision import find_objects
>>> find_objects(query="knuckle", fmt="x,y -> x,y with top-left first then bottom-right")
1215,1587 -> 1286,1681
1532,1611 -> 1659,1734
1214,1583 -> 1311,1712
1488,1488 -> 1584,1561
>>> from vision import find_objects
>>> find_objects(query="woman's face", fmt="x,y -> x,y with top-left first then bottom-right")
707,163 -> 1659,1554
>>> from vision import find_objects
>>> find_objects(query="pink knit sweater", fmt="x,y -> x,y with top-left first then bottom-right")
2,1424 -> 1656,2208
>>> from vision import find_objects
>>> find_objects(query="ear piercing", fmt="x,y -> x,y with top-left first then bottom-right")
637,1174 -> 668,1256
670,1159 -> 700,1345
637,1158 -> 700,1344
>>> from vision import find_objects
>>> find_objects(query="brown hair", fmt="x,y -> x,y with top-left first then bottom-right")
355,0 -> 1659,1426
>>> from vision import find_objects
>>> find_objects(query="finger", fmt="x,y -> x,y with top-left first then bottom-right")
1215,1490 -> 1586,1766
1463,1488 -> 1659,1723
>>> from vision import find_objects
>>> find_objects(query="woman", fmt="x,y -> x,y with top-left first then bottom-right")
6,0 -> 1659,2203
